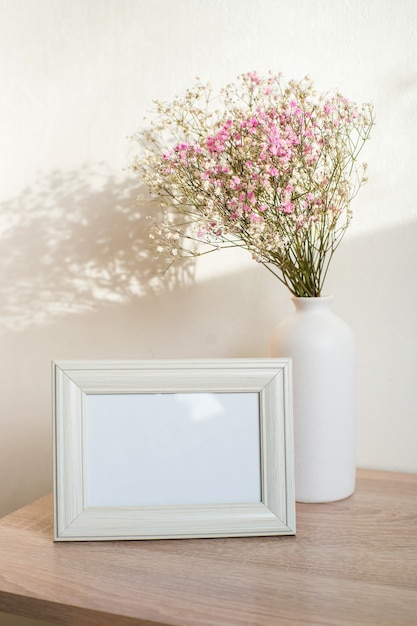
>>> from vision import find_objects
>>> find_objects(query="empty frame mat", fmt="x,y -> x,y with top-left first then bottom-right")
53,359 -> 295,540
85,392 -> 261,507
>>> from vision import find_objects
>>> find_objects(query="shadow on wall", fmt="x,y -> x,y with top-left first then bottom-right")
0,164 -> 283,518
0,163 -> 195,334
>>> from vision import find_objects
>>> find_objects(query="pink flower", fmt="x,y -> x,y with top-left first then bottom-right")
247,191 -> 256,204
247,71 -> 260,85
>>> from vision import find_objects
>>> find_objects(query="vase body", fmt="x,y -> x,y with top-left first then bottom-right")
270,296 -> 355,503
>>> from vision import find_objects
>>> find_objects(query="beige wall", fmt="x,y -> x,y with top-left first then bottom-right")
1,0 -> 416,511
0,1 -> 416,622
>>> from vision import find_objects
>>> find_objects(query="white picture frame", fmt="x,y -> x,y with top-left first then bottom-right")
52,358 -> 295,541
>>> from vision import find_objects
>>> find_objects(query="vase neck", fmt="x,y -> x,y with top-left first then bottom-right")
292,296 -> 334,313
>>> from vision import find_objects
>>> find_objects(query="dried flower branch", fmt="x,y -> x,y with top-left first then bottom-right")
131,71 -> 374,297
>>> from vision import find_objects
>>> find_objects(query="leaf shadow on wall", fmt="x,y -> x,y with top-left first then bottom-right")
0,163 -> 195,334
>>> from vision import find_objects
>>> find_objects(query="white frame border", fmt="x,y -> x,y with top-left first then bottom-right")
52,358 -> 295,541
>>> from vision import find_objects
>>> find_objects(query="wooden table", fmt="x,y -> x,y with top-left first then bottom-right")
0,469 -> 416,625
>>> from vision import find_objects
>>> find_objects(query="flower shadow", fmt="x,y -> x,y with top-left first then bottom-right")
0,163 -> 195,333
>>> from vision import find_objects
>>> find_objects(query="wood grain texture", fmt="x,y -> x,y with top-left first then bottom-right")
0,469 -> 417,625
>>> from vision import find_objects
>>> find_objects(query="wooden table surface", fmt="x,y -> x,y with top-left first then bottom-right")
0,469 -> 416,626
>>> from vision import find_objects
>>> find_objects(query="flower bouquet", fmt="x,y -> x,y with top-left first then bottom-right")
131,71 -> 374,297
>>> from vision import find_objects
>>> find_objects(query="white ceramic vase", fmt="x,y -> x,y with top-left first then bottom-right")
270,296 -> 356,503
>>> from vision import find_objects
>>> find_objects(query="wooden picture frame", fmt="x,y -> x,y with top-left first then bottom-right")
52,358 -> 295,541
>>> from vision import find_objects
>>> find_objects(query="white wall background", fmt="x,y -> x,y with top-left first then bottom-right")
0,1 -> 416,622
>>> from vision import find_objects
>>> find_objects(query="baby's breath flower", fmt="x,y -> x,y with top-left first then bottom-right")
131,72 -> 374,297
